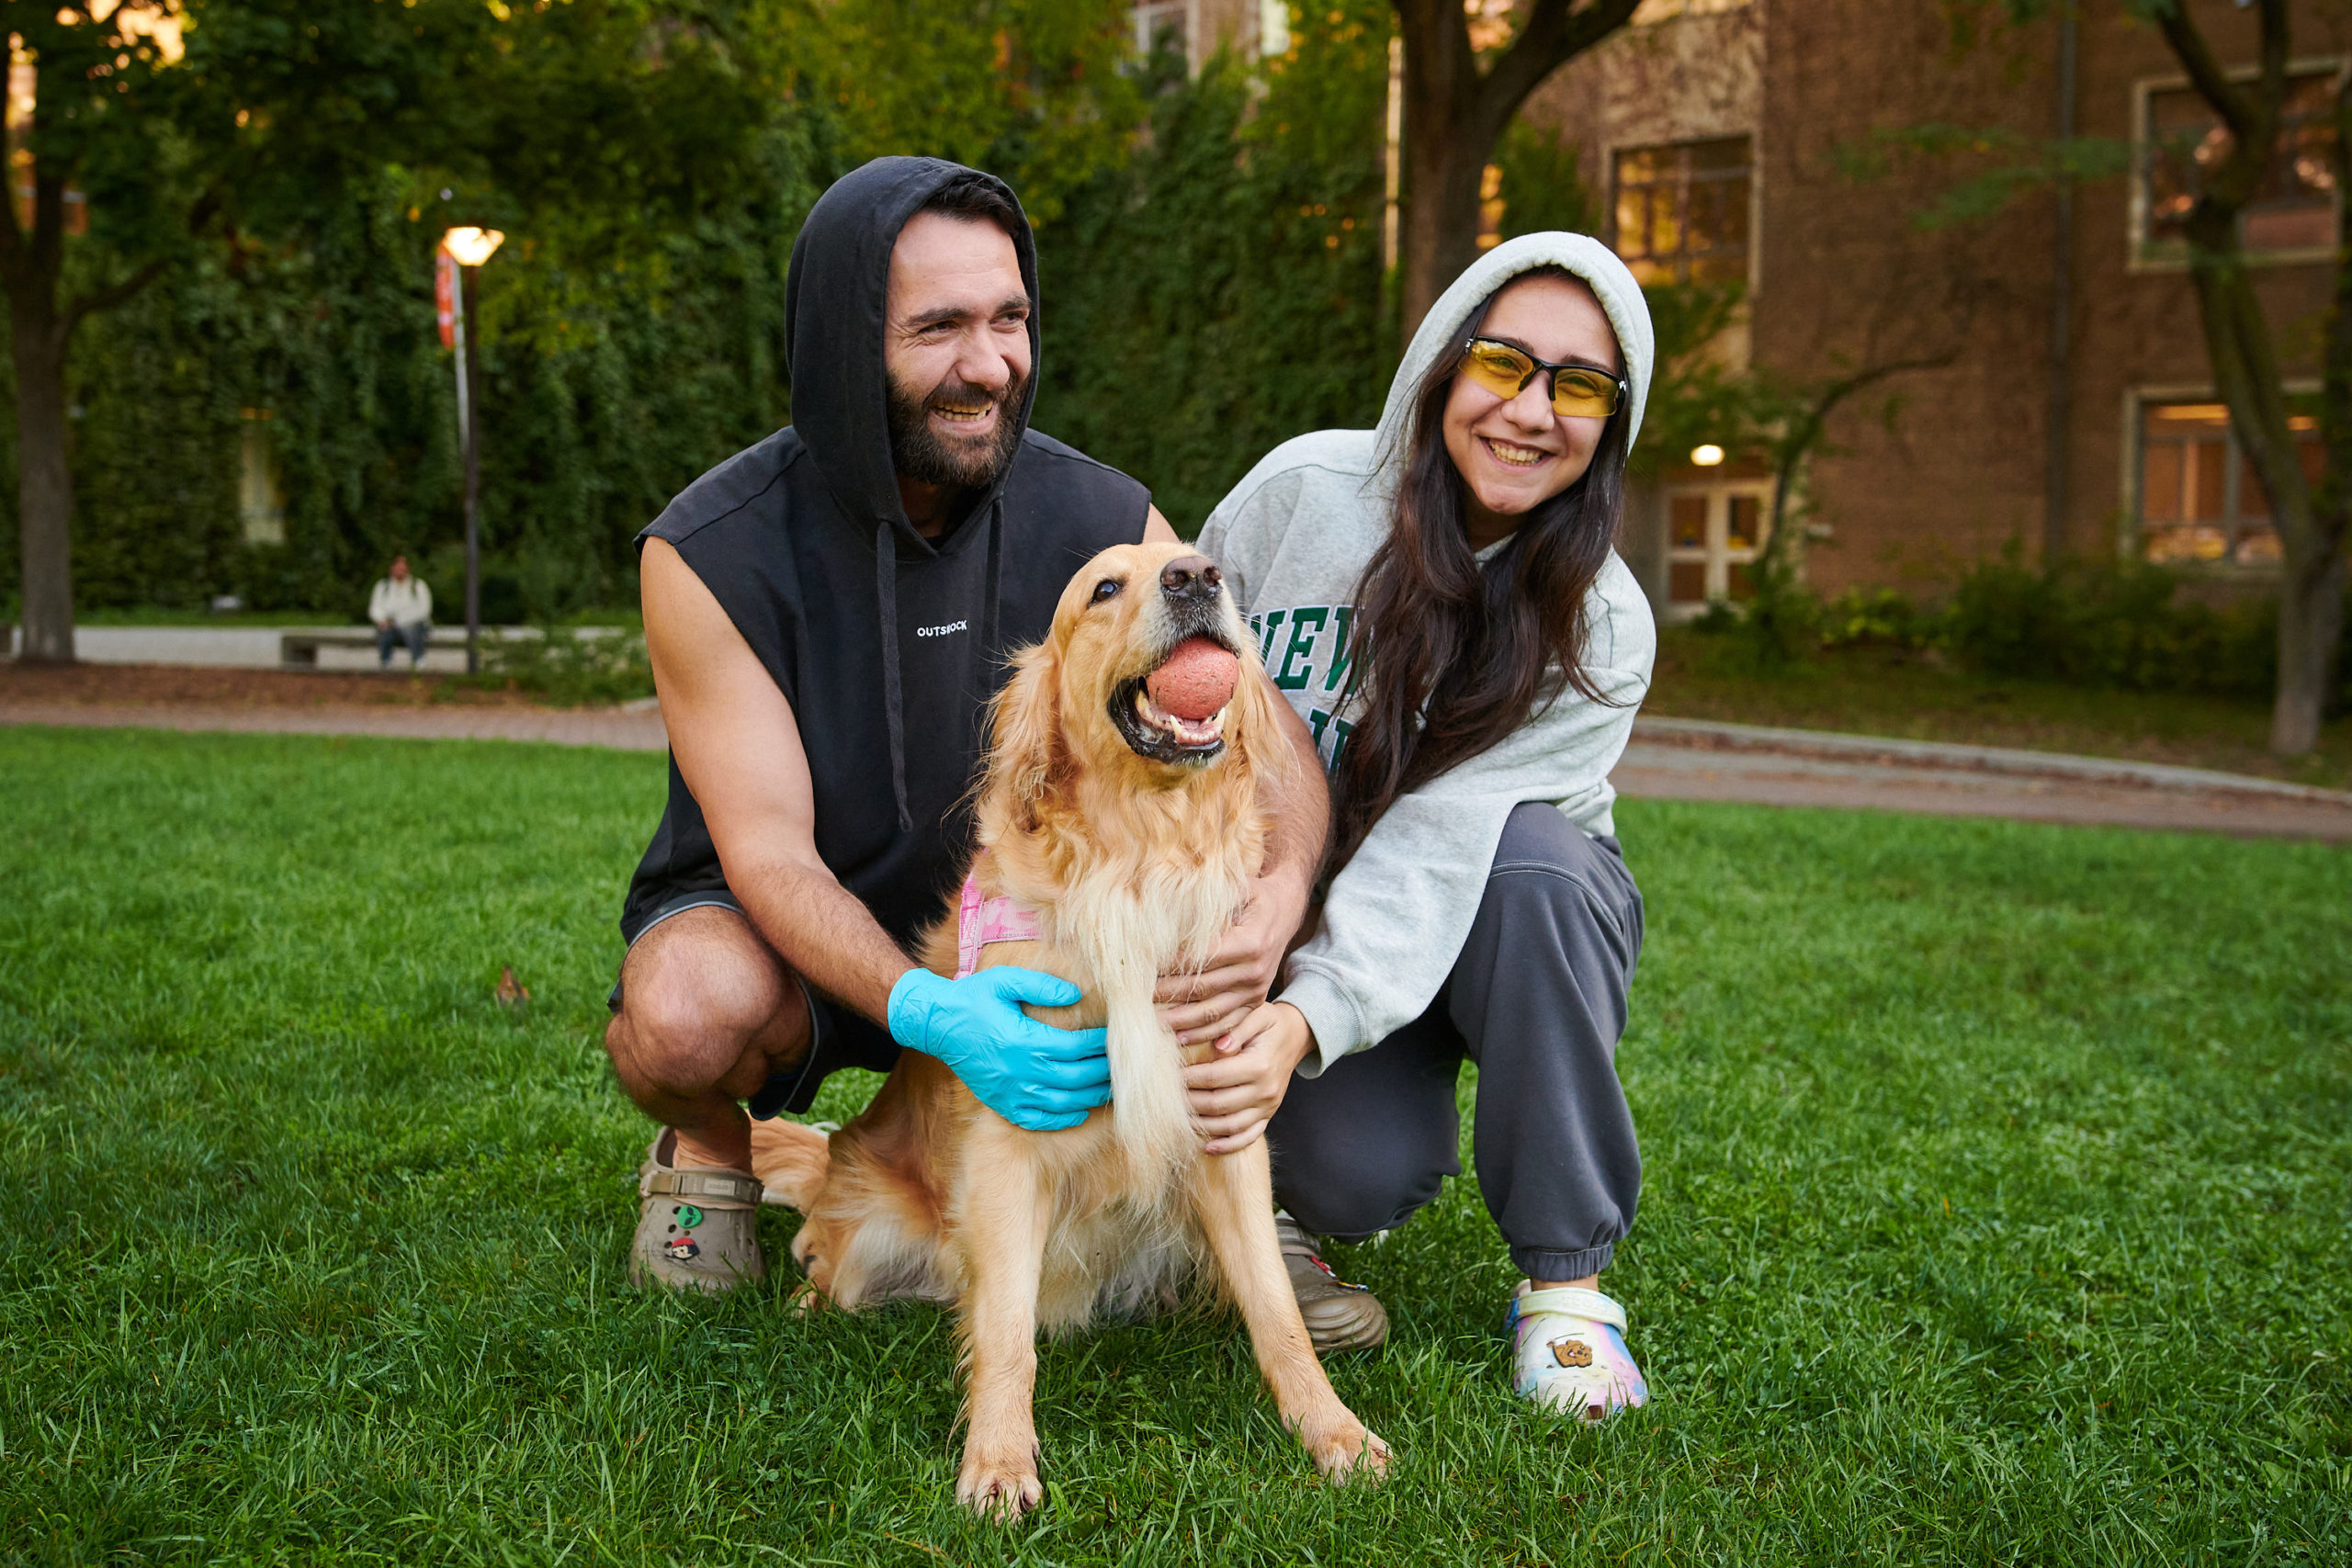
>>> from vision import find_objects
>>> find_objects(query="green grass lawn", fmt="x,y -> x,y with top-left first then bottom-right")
1647,629 -> 2352,793
3,728 -> 2346,1565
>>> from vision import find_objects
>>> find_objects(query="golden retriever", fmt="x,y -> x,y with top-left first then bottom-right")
750,541 -> 1389,1517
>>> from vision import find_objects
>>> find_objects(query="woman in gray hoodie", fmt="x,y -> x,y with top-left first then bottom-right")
1191,235 -> 1657,1420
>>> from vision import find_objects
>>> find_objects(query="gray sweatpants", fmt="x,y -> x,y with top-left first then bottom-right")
1268,802 -> 1645,1282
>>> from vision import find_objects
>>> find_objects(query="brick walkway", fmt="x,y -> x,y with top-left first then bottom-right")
1615,718 -> 2352,841
6,678 -> 2350,841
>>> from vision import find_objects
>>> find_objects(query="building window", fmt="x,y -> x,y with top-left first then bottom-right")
1665,481 -> 1770,613
239,408 -> 285,546
1612,136 -> 1750,286
1257,0 -> 1288,58
2134,399 -> 2313,567
1132,0 -> 1184,56
2138,67 -> 2339,259
1633,0 -> 1754,21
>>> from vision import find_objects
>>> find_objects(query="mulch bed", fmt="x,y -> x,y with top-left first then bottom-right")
0,661 -> 551,709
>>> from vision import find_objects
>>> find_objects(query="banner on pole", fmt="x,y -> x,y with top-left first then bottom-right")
435,249 -> 458,350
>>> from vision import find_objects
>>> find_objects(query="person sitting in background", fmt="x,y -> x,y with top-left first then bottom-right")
368,555 -> 433,670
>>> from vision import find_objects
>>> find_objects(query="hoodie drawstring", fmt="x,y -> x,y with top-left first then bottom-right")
874,519 -> 913,833
980,498 -> 1004,674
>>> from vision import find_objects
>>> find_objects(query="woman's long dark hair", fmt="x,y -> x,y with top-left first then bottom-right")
1329,267 -> 1632,867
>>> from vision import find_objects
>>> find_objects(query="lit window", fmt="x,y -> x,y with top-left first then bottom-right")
239,409 -> 285,547
2135,400 -> 2314,567
1611,136 -> 1750,286
1665,482 -> 1770,613
1257,0 -> 1288,58
1476,163 -> 1503,251
1132,0 -> 1184,56
2138,68 -> 2339,258
1633,0 -> 1754,21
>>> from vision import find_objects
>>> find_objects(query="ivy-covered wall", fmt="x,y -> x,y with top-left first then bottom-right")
6,0 -> 1595,619
10,132 -> 821,622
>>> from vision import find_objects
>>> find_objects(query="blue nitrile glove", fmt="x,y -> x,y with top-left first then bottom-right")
887,966 -> 1111,1132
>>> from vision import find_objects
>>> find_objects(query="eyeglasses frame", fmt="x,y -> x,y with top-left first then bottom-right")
1459,336 -> 1627,420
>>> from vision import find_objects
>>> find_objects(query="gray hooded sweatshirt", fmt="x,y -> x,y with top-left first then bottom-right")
1198,233 -> 1657,1076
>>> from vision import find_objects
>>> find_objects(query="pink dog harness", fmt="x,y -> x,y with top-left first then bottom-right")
955,871 -> 1044,979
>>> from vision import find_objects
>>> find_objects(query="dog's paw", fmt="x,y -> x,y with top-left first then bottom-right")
1306,1421 -> 1392,1486
956,1450 -> 1043,1520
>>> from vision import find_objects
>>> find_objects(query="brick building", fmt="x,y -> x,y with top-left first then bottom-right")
1524,0 -> 2341,618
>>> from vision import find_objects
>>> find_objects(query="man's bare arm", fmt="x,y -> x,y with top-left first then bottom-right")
641,538 -> 910,1023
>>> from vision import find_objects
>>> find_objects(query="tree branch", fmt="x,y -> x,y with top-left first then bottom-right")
1762,348 -> 1962,572
1477,0 -> 1642,141
2152,1 -> 2256,141
2153,0 -> 2293,220
64,254 -> 169,330
62,180 -> 218,330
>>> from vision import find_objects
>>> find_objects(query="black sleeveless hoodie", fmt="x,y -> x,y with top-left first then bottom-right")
621,157 -> 1150,947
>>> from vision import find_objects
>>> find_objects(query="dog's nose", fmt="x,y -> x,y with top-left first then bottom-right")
1159,555 -> 1222,602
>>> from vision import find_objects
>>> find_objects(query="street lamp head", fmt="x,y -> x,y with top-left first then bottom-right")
1690,443 -> 1725,467
441,227 -> 505,266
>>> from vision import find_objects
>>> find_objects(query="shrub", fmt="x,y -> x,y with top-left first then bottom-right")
1687,557 -> 1819,670
1941,551 -> 2285,700
1819,585 -> 1933,649
1690,551 -> 2346,713
465,626 -> 654,706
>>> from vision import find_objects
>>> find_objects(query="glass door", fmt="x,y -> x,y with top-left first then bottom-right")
1664,482 -> 1771,617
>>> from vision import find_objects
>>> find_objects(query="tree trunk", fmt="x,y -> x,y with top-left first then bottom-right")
1391,0 -> 1641,343
1399,129 -> 1490,344
12,288 -> 74,665
1396,0 -> 1485,340
2180,209 -> 2341,755
2272,546 -> 2345,754
2150,0 -> 2345,754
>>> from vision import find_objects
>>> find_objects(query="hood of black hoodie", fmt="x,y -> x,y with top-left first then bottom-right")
784,155 -> 1043,555
624,159 -> 1150,965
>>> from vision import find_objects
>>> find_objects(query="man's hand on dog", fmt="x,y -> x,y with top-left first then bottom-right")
1184,1000 -> 1316,1154
1155,871 -> 1309,1046
887,966 -> 1112,1131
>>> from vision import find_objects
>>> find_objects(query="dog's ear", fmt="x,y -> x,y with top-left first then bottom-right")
1228,654 -> 1307,816
985,640 -> 1064,818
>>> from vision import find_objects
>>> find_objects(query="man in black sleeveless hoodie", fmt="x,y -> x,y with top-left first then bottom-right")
605,158 -> 1329,1293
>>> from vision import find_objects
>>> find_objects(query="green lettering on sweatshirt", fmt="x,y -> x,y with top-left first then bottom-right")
1253,608 -> 1286,665
1274,607 -> 1328,690
1329,716 -> 1355,769
1323,605 -> 1355,694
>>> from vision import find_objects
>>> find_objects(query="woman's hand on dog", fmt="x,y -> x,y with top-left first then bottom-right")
1155,871 -> 1310,1046
1183,1000 -> 1316,1154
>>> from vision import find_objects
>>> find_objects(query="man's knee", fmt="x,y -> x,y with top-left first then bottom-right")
607,918 -> 797,1097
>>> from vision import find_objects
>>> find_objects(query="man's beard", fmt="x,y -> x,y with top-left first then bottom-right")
887,369 -> 1025,491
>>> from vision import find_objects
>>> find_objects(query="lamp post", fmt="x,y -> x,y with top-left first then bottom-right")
438,226 -> 505,674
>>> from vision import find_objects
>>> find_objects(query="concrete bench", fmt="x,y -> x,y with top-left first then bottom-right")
281,629 -> 434,669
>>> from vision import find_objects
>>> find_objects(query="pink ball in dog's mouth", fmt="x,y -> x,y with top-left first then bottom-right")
1145,637 -> 1240,722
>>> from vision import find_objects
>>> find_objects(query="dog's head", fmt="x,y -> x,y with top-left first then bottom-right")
984,541 -> 1288,818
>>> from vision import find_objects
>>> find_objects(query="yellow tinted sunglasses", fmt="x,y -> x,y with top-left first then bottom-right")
1459,338 -> 1625,420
